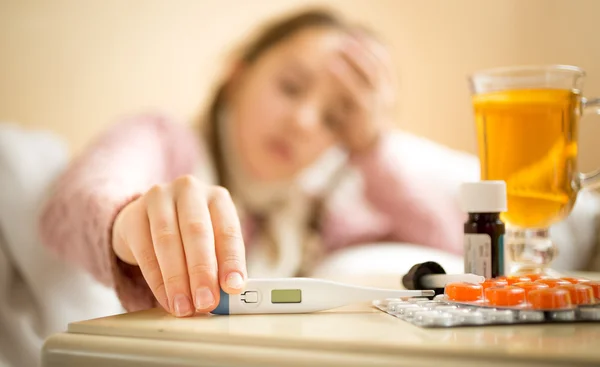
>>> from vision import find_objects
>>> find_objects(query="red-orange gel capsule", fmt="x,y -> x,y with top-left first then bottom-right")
528,288 -> 572,310
485,286 -> 526,306
481,278 -> 508,291
560,277 -> 590,284
498,275 -> 532,285
556,284 -> 595,305
535,278 -> 571,288
584,281 -> 600,300
512,281 -> 549,300
523,274 -> 549,282
445,282 -> 483,302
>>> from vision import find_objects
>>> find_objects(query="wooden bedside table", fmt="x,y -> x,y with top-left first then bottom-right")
42,273 -> 600,367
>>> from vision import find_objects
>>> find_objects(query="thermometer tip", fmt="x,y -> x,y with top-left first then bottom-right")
421,290 -> 435,297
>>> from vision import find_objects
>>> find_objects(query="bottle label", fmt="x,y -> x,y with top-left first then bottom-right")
498,234 -> 504,276
464,233 -> 491,278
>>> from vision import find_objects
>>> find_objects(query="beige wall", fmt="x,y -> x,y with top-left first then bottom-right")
1,0 -> 599,171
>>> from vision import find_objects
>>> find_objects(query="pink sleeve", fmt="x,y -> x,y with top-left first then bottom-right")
348,135 -> 465,255
38,113 -> 201,311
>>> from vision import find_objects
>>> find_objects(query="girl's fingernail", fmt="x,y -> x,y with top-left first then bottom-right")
173,294 -> 193,317
226,272 -> 244,290
195,287 -> 215,310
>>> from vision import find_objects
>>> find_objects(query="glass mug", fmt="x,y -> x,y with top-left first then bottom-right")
469,65 -> 600,275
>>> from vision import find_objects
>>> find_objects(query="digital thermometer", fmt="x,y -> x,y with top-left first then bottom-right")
212,278 -> 434,315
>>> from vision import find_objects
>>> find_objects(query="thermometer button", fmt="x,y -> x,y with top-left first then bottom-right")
242,291 -> 259,303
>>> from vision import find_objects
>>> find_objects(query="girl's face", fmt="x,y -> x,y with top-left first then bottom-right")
229,27 -> 347,182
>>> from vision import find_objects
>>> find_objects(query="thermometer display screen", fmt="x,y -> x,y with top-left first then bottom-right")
271,289 -> 302,303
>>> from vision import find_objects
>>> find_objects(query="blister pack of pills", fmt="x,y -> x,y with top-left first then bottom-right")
373,275 -> 600,328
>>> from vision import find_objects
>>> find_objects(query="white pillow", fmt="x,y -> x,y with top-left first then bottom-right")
311,243 -> 464,281
0,123 -> 123,367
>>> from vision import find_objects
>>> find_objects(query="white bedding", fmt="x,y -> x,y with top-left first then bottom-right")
0,124 -> 123,367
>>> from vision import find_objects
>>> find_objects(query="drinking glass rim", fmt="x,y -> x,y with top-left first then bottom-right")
469,64 -> 585,81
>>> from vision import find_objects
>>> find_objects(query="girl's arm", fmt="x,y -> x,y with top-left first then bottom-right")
38,114 -> 200,311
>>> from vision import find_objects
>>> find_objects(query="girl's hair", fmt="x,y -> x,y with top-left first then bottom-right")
203,8 -> 351,186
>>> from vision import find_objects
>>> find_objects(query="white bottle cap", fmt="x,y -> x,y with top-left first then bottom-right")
460,181 -> 507,213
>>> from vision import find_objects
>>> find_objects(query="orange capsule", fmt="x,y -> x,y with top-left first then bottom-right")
528,288 -> 572,310
481,278 -> 508,291
535,278 -> 572,288
445,282 -> 483,302
556,284 -> 595,305
524,274 -> 549,282
560,277 -> 590,284
581,281 -> 600,300
501,275 -> 532,285
512,281 -> 549,300
485,286 -> 526,306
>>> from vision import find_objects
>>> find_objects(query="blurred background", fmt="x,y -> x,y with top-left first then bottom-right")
1,0 -> 599,170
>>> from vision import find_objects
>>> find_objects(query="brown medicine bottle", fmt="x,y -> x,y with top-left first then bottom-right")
460,181 -> 507,279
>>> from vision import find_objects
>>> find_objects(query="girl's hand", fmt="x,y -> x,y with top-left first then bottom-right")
112,175 -> 247,317
327,34 -> 396,155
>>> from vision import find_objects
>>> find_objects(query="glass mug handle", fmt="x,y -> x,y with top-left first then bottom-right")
576,97 -> 600,190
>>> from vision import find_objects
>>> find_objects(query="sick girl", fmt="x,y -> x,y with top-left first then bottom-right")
39,9 -> 464,317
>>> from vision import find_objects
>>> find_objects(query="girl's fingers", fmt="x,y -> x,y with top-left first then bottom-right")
208,187 -> 247,295
329,56 -> 366,109
145,184 -> 193,317
352,32 -> 395,81
123,199 -> 169,312
351,34 -> 397,106
339,39 -> 379,89
174,176 -> 220,313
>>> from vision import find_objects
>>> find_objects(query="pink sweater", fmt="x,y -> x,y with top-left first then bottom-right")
38,114 -> 465,311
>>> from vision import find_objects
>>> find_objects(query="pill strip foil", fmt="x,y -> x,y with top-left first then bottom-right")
372,297 -> 600,328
